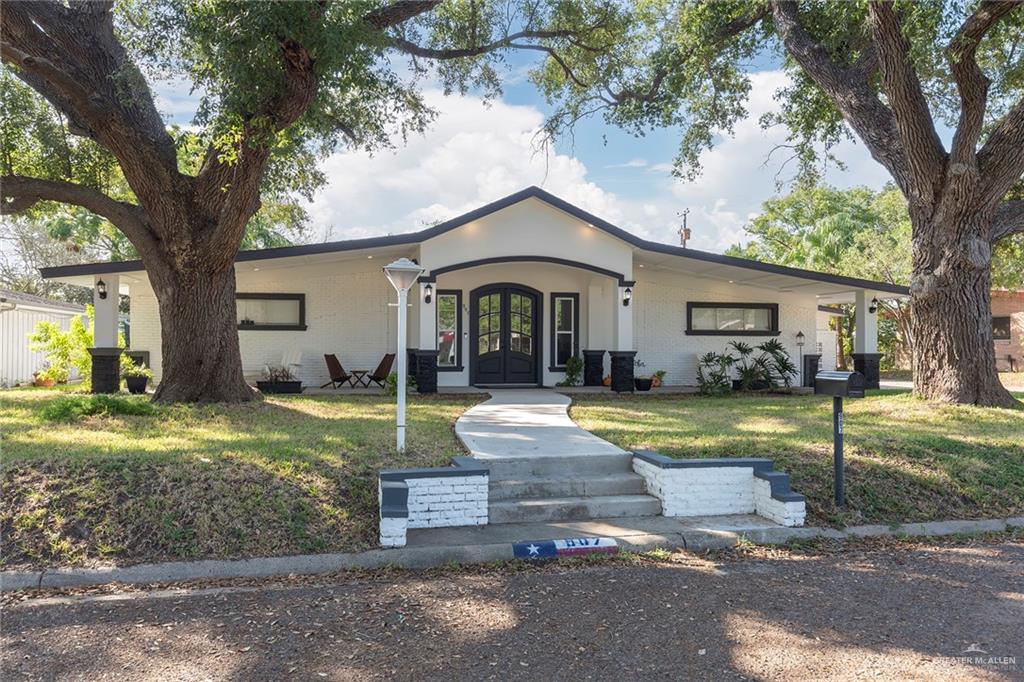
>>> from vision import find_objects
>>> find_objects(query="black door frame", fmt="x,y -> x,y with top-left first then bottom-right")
469,282 -> 543,386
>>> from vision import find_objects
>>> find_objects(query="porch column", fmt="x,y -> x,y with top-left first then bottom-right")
852,289 -> 882,389
414,281 -> 438,394
609,283 -> 636,392
90,274 -> 122,393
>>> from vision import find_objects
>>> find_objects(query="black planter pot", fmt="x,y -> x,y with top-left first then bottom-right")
732,379 -> 771,391
125,376 -> 148,394
257,380 -> 303,394
634,377 -> 653,392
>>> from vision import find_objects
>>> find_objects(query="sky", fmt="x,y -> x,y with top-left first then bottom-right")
155,53 -> 895,254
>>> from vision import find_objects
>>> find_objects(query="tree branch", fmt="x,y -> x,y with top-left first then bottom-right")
867,2 -> 946,204
771,1 -> 913,195
978,95 -> 1024,205
364,1 -> 443,30
946,1 -> 1019,168
1,175 -> 148,237
992,199 -> 1024,242
387,27 -> 600,61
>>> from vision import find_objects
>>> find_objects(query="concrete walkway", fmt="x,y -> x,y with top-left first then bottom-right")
454,389 -> 627,459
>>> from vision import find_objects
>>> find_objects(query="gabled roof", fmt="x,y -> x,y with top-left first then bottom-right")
0,288 -> 86,313
39,186 -> 909,296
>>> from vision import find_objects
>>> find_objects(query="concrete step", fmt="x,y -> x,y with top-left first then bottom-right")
484,454 -> 634,479
489,473 -> 648,501
489,494 -> 662,524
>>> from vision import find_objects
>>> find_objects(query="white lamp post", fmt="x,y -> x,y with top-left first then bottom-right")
383,257 -> 425,451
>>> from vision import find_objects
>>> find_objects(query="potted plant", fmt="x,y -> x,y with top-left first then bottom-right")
651,369 -> 667,388
122,363 -> 154,394
32,370 -> 56,388
633,359 -> 654,391
257,365 -> 303,394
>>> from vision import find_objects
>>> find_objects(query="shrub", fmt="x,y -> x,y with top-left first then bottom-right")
557,355 -> 584,386
262,365 -> 296,382
40,395 -> 156,423
384,371 -> 417,396
696,352 -> 733,395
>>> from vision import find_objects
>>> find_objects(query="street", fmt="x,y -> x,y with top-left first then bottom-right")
3,539 -> 1022,681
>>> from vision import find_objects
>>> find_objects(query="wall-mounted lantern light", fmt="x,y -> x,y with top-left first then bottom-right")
623,287 -> 632,307
96,279 -> 108,300
424,283 -> 433,304
868,297 -> 879,314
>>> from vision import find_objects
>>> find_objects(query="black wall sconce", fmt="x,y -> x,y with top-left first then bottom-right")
96,279 -> 108,300
868,297 -> 878,314
623,286 -> 632,307
424,283 -> 433,304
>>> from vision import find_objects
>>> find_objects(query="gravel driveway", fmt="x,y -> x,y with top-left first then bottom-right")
3,538 -> 1022,681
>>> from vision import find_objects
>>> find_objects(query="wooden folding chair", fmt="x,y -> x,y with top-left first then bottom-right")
320,354 -> 355,389
364,353 -> 396,389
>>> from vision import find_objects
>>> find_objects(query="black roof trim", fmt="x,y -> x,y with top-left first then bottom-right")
38,186 -> 910,295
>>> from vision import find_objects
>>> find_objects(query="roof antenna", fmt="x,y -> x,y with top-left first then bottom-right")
677,208 -> 691,247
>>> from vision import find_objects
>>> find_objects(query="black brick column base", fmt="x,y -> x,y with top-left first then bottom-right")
582,350 -> 605,387
89,347 -> 122,394
851,353 -> 883,390
609,350 -> 637,393
412,350 -> 438,394
802,354 -> 821,388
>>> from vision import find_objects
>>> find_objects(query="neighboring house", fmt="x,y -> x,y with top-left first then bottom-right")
992,289 -> 1023,372
0,289 -> 87,387
39,187 -> 906,390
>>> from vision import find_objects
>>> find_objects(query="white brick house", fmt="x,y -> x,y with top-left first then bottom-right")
40,187 -> 906,389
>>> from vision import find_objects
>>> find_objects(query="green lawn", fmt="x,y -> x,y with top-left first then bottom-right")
571,390 -> 1024,527
0,389 -> 479,569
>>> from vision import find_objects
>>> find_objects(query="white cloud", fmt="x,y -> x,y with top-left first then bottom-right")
604,158 -> 648,169
636,70 -> 891,251
306,90 -> 624,240
306,70 -> 892,255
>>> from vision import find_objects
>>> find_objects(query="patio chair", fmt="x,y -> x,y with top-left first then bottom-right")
365,353 -> 396,389
320,354 -> 356,389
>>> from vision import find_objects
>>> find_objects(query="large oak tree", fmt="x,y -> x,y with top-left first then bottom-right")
502,0 -> 1023,407
1,0 -> 609,402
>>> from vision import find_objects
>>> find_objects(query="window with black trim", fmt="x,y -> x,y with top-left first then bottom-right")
550,293 -> 579,369
436,290 -> 462,370
993,316 -> 1011,340
236,293 -> 306,330
686,302 -> 779,336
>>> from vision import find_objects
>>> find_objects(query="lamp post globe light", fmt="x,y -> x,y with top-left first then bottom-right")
383,257 -> 425,451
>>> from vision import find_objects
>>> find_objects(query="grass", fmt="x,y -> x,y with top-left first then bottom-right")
0,389 -> 480,569
571,390 -> 1023,528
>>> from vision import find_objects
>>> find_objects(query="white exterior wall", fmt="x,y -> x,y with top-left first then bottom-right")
123,198 -> 824,389
128,257 -> 398,385
419,197 -> 633,279
633,268 -> 819,386
0,306 -> 86,386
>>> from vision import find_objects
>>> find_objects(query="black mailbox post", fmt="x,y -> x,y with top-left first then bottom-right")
814,370 -> 866,506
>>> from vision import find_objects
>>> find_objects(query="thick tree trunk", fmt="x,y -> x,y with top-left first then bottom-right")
149,264 -> 256,403
910,210 -> 1018,407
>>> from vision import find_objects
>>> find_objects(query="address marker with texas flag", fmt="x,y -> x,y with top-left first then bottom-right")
512,537 -> 619,559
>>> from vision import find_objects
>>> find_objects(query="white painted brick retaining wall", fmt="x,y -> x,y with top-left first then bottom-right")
633,460 -> 756,516
405,475 -> 489,529
753,478 -> 806,526
632,454 -> 806,527
379,462 -> 489,547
